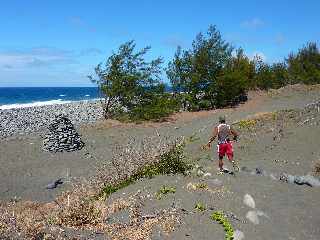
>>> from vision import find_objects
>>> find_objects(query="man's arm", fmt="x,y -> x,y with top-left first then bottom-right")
230,126 -> 239,141
202,126 -> 218,149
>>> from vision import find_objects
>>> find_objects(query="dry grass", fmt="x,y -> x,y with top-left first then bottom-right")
313,160 -> 320,177
0,135 -> 184,239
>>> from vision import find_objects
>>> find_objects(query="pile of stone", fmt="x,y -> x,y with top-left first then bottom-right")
0,100 -> 103,139
43,115 -> 85,152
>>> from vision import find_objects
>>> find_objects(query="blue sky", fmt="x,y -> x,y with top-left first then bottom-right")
0,0 -> 319,87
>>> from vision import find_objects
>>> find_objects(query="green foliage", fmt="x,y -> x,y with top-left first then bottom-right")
195,182 -> 208,189
156,186 -> 176,200
253,56 -> 274,90
167,25 -> 235,111
100,140 -> 190,198
129,86 -> 178,122
287,42 -> 320,84
89,40 -> 174,121
194,202 -> 206,212
215,69 -> 247,107
211,211 -> 234,240
90,28 -> 319,120
228,48 -> 256,90
252,56 -> 289,90
237,119 -> 256,129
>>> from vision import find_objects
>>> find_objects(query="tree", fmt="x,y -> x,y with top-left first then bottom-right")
166,46 -> 194,110
89,40 -> 172,121
287,42 -> 320,84
253,56 -> 274,90
228,48 -> 256,90
270,62 -> 289,88
167,25 -> 234,110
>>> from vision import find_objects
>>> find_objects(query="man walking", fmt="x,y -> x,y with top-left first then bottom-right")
203,116 -> 239,173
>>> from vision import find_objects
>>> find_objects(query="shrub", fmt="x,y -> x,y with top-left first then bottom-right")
287,42 -> 320,84
57,199 -> 101,227
237,119 -> 256,129
100,139 -> 190,197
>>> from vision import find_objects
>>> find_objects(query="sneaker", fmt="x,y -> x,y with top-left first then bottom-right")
232,161 -> 240,172
217,168 -> 225,175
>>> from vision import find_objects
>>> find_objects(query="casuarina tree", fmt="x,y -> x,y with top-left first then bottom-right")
89,40 -> 174,121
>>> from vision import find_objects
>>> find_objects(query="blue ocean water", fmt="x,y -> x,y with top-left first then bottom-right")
0,87 -> 100,109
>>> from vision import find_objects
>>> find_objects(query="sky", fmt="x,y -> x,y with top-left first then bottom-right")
0,0 -> 319,87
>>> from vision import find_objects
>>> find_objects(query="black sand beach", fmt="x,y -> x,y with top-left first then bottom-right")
1,84 -> 320,239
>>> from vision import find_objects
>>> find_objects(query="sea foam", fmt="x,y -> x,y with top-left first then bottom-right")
0,99 -> 71,110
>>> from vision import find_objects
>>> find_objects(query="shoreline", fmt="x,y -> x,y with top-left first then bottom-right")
0,97 -> 103,110
0,99 -> 104,138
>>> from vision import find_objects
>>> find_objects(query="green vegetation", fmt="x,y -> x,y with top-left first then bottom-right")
211,211 -> 234,240
156,186 -> 176,200
89,40 -> 175,121
90,25 -> 320,121
287,42 -> 320,85
194,202 -> 206,212
100,140 -> 190,198
237,119 -> 257,129
195,182 -> 208,190
167,26 -> 320,110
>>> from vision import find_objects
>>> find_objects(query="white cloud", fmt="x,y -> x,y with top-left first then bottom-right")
0,47 -> 99,86
249,51 -> 267,61
0,47 -> 76,69
80,48 -> 103,56
241,18 -> 264,29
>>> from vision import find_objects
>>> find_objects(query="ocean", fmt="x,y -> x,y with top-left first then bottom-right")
0,87 -> 100,110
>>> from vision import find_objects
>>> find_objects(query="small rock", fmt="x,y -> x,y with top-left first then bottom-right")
246,210 -> 259,225
203,172 -> 212,178
243,194 -> 256,209
46,178 -> 63,189
233,230 -> 245,240
255,167 -> 264,175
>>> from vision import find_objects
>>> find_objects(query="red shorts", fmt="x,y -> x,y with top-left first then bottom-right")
217,142 -> 233,159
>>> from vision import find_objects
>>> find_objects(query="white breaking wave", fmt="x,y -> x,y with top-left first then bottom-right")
0,99 -> 72,110
59,94 -> 66,97
85,94 -> 90,97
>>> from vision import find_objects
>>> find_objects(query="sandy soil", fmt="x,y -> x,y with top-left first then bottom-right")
1,84 -> 320,239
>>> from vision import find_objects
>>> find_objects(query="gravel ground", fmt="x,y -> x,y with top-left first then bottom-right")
1,84 -> 320,239
0,100 -> 103,138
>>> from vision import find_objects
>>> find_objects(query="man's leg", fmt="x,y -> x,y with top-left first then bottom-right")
218,156 -> 224,171
226,142 -> 239,172
226,142 -> 234,162
217,144 -> 226,171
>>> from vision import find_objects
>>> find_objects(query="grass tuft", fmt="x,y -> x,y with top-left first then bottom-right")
156,186 -> 176,200
194,202 -> 206,212
211,211 -> 234,240
313,160 -> 320,176
238,119 -> 257,129
100,138 -> 190,199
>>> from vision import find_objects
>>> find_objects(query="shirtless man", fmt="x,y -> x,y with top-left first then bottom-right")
203,116 -> 239,173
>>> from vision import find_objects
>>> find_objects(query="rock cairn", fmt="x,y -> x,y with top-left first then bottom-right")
0,100 -> 103,139
43,115 -> 85,152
